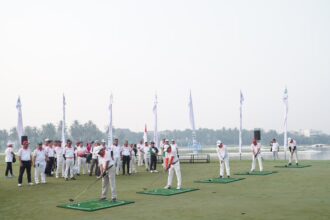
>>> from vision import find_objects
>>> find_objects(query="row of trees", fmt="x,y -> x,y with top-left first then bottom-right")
1,120 -> 330,151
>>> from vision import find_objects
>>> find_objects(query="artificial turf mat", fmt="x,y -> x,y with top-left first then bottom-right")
234,171 -> 278,175
57,199 -> 134,212
274,164 -> 312,168
136,188 -> 199,196
195,177 -> 245,184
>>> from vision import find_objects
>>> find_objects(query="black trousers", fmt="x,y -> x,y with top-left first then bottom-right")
5,162 -> 13,176
90,159 -> 100,176
18,161 -> 32,184
150,155 -> 157,171
122,156 -> 130,175
45,157 -> 55,175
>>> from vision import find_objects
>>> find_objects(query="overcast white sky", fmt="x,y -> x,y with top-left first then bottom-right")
0,0 -> 329,134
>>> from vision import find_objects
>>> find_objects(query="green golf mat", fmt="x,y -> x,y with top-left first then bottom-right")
195,177 -> 245,184
234,171 -> 278,175
57,199 -> 134,212
136,188 -> 199,196
274,164 -> 312,168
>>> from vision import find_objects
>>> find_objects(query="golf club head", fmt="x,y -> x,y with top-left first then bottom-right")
69,199 -> 74,202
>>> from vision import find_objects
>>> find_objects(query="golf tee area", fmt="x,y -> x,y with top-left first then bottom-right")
0,160 -> 329,220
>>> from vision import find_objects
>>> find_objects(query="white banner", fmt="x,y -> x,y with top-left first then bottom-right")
153,94 -> 159,149
283,87 -> 288,157
108,94 -> 113,149
239,90 -> 244,159
61,94 -> 66,148
16,97 -> 24,144
188,91 -> 196,131
143,124 -> 148,143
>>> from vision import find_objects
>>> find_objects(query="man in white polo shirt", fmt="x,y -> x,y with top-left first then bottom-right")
164,144 -> 182,190
121,140 -> 131,175
5,141 -> 15,178
76,141 -> 87,175
98,147 -> 117,202
18,136 -> 33,187
63,139 -> 76,181
54,140 -> 65,178
216,140 -> 230,178
137,140 -> 144,167
250,139 -> 263,172
288,138 -> 299,166
33,142 -> 48,184
112,138 -> 122,175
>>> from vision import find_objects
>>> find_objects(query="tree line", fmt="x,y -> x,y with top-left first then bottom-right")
1,120 -> 329,151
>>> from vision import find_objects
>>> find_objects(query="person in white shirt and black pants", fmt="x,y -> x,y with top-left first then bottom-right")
5,142 -> 15,178
121,140 -> 131,175
18,136 -> 33,187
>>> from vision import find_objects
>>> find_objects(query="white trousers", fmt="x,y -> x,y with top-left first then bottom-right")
167,162 -> 182,188
144,156 -> 150,170
130,156 -> 137,173
114,157 -> 121,175
289,151 -> 298,164
77,157 -> 87,174
34,162 -> 46,184
138,153 -> 144,166
65,158 -> 74,178
56,157 -> 65,178
251,154 -> 263,172
101,166 -> 117,199
272,151 -> 279,160
219,158 -> 230,177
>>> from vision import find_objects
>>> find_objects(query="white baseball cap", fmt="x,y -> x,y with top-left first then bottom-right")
216,140 -> 222,145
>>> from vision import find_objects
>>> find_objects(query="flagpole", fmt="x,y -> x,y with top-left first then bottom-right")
189,90 -> 198,154
283,87 -> 288,160
16,96 -> 24,145
239,90 -> 244,160
143,124 -> 148,143
61,94 -> 66,148
108,94 -> 113,149
153,94 -> 159,149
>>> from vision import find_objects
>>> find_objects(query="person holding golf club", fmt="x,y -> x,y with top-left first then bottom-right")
164,144 -> 182,190
98,147 -> 117,202
216,140 -> 230,178
63,139 -> 76,181
250,139 -> 263,172
33,142 -> 48,184
288,137 -> 298,166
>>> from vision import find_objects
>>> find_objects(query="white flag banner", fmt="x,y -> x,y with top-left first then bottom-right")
16,97 -> 24,143
61,94 -> 66,148
108,94 -> 113,149
143,124 -> 148,143
153,95 -> 159,149
283,87 -> 289,155
188,91 -> 196,131
239,90 -> 244,159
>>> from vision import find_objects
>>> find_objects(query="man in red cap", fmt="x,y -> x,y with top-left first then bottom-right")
17,136 -> 33,187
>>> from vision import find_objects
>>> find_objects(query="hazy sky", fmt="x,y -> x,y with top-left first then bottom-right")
0,0 -> 329,134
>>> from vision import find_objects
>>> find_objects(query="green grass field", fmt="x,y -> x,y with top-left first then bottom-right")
1,160 -> 329,220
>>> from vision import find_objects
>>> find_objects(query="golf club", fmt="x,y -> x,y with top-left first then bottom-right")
68,165 -> 113,202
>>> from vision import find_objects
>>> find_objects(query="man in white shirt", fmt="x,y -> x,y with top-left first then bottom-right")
271,138 -> 279,160
63,139 -> 76,181
5,142 -> 15,178
98,147 -> 117,202
164,144 -> 182,190
250,139 -> 263,172
129,144 -> 137,174
111,138 -> 122,175
143,142 -> 151,171
76,141 -> 87,175
33,142 -> 48,184
288,138 -> 299,166
216,140 -> 230,178
18,136 -> 33,187
54,140 -> 65,178
137,140 -> 144,166
90,141 -> 101,176
121,140 -> 131,175
45,139 -> 55,177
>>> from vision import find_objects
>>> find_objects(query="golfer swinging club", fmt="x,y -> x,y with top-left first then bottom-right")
164,144 -> 182,190
98,147 -> 117,202
216,140 -> 230,178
